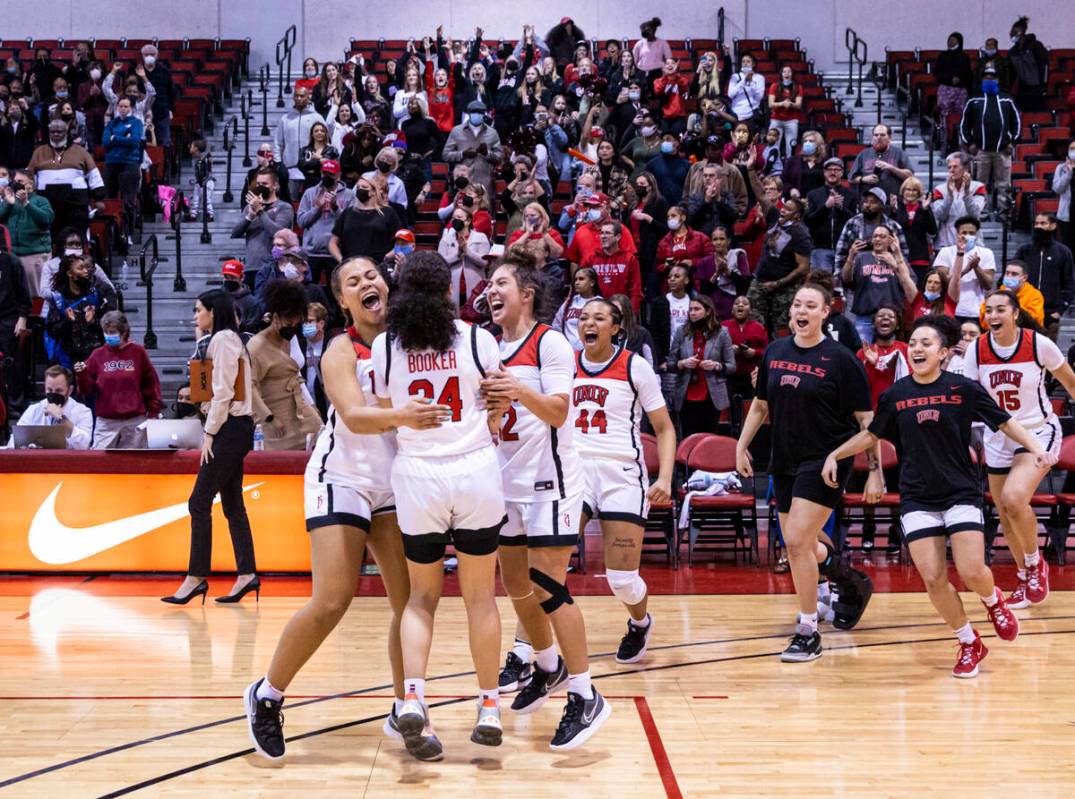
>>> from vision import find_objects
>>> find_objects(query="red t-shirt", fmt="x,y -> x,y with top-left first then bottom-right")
685,331 -> 709,401
856,340 -> 908,409
722,318 -> 769,376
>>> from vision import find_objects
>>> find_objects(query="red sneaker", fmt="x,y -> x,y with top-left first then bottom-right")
982,587 -> 1019,642
1007,575 -> 1030,609
1026,558 -> 1049,605
953,632 -> 988,679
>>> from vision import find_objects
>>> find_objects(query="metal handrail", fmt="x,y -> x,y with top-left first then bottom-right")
221,116 -> 240,204
275,24 -> 297,107
257,63 -> 271,135
170,191 -> 188,293
717,7 -> 725,47
138,234 -> 160,349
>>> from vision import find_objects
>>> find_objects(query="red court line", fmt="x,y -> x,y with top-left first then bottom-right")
634,696 -> 683,799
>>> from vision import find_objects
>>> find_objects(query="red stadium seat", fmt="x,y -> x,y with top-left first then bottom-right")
640,433 -> 678,566
682,435 -> 758,563
839,440 -> 902,554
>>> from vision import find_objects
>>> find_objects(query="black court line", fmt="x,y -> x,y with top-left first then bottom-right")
92,627 -> 1075,798
4,613 -> 1074,790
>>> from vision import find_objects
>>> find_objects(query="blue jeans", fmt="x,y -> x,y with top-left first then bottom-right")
155,113 -> 172,148
853,314 -> 875,345
810,248 -> 835,272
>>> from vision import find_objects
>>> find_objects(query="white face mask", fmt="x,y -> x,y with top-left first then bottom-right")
65,247 -> 83,256
143,55 -> 156,68
89,68 -> 101,81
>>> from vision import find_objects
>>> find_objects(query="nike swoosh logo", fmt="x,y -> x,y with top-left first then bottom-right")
28,480 -> 264,565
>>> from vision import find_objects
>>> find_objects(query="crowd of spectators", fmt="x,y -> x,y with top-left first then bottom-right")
1,15 -> 1073,455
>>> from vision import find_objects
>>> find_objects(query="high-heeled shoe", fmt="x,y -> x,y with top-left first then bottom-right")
215,577 -> 262,604
161,580 -> 209,605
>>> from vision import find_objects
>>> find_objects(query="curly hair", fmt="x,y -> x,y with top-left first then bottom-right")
387,251 -> 458,352
910,314 -> 960,349
264,279 -> 308,320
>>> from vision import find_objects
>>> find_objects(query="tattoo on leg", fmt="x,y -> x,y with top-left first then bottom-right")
612,537 -> 637,551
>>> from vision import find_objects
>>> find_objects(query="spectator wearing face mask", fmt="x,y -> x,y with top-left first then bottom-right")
8,365 -> 91,449
289,301 -> 335,419
0,169 -> 54,298
297,159 -> 354,285
1006,15 -> 1050,112
1014,212 -> 1075,339
0,237 -> 31,407
248,280 -> 323,451
781,131 -> 828,200
933,215 -> 996,324
329,176 -> 402,264
220,259 -> 261,334
173,383 -> 200,420
443,100 -> 503,211
960,63 -> 1020,205
44,254 -> 118,370
253,234 -> 303,303
362,145 -> 408,215
102,98 -> 145,232
974,39 -> 1011,93
73,311 -> 162,449
934,33 -> 974,140
633,17 -> 672,84
656,204 -> 713,295
645,133 -> 690,206
976,260 -> 1044,328
0,97 -> 40,169
727,54 -> 767,127
102,63 -> 156,127
273,87 -> 327,200
1054,142 -> 1075,250
28,120 -> 106,239
566,191 -> 638,270
231,169 -> 295,289
931,151 -> 986,248
803,157 -> 857,273
438,207 -> 491,307
622,112 -> 664,182
380,228 -> 416,277
39,229 -> 114,318
138,45 -> 174,148
243,144 -> 292,208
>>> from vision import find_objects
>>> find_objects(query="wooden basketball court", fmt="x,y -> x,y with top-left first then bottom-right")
3,582 -> 1075,797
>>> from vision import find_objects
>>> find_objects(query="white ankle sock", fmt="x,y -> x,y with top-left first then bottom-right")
1017,568 -> 1027,581
798,612 -> 819,633
535,644 -> 559,673
568,671 -> 593,700
981,589 -> 999,607
631,613 -> 651,629
405,678 -> 426,702
479,688 -> 499,706
954,622 -> 976,644
512,638 -> 533,662
256,677 -> 283,702
393,697 -> 404,714
1025,550 -> 1041,568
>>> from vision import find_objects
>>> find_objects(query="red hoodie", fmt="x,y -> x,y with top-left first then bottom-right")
77,341 -> 162,419
580,245 -> 643,311
425,58 -> 456,133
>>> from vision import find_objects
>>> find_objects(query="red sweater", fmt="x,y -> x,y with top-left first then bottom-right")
579,246 -> 643,311
566,221 -> 637,266
722,318 -> 769,376
656,228 -> 714,274
856,340 -> 908,409
653,73 -> 691,119
425,59 -> 456,133
76,342 -> 162,419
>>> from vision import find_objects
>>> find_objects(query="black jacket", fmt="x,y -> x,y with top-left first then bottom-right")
804,184 -> 857,250
0,251 -> 32,327
1007,34 -> 1049,91
545,22 -> 587,66
1016,239 -> 1075,315
0,115 -> 40,170
634,195 -> 670,273
145,62 -> 176,120
934,35 -> 974,90
960,93 -> 1020,152
648,291 -> 695,366
890,201 -> 938,265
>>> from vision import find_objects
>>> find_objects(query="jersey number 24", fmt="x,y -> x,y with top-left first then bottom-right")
409,377 -> 463,422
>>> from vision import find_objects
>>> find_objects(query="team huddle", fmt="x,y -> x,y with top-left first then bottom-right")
241,254 -> 1074,766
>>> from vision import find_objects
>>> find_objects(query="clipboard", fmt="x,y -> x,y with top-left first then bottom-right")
189,358 -> 246,403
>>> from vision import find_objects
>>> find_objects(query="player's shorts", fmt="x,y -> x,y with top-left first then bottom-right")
391,445 -> 506,564
580,457 -> 649,527
772,458 -> 853,515
901,504 -> 983,544
500,492 -> 584,549
304,481 -> 395,532
983,417 -> 1061,474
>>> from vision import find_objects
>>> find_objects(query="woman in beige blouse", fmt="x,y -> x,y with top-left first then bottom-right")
249,279 -> 324,450
164,289 -> 259,605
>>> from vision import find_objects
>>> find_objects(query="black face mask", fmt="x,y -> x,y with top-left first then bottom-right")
321,175 -> 337,190
376,160 -> 391,173
635,185 -> 647,196
278,324 -> 301,341
863,209 -> 881,222
454,176 -> 469,190
461,195 -> 474,208
255,185 -> 272,199
1032,228 -> 1054,244
174,401 -> 199,418
73,275 -> 91,290
46,392 -> 66,406
355,187 -> 371,203
451,218 -> 466,232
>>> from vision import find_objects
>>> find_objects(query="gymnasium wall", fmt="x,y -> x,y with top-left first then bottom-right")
8,0 -> 1072,72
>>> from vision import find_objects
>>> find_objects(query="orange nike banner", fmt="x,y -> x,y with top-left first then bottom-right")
0,471 -> 310,572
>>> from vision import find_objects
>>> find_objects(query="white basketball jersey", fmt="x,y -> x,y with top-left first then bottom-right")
372,319 -> 501,458
497,324 -> 582,502
573,347 -> 666,464
306,329 -> 397,490
965,328 -> 1063,427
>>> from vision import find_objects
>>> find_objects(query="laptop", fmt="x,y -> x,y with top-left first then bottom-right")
13,425 -> 69,449
142,419 -> 204,450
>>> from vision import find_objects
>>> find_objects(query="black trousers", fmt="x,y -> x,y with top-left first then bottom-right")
679,397 -> 721,439
187,415 -> 256,575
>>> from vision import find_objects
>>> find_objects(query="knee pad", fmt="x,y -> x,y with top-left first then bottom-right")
606,568 -> 647,606
529,568 -> 573,614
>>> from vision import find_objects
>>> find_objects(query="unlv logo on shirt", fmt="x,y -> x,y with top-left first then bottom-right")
989,369 -> 1024,389
916,409 -> 940,424
780,374 -> 801,388
573,384 -> 609,406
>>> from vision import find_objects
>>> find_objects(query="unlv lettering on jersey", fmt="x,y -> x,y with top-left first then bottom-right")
894,393 -> 963,411
770,359 -> 827,378
989,369 -> 1024,389
780,374 -> 801,387
916,409 -> 941,423
573,384 -> 609,406
407,351 -> 458,373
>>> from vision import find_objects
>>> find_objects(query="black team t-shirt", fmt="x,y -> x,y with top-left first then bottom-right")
869,371 -> 1009,512
756,336 -> 872,474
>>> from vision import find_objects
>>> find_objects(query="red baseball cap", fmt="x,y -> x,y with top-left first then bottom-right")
560,16 -> 572,25
321,159 -> 341,174
590,126 -> 605,139
585,191 -> 610,207
221,259 -> 244,279
394,229 -> 415,244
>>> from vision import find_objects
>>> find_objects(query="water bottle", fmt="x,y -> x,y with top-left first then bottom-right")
119,259 -> 130,292
253,424 -> 265,451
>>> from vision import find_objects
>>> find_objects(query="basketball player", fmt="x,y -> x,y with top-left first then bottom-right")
822,315 -> 1047,677
736,282 -> 881,662
479,257 -> 611,750
371,251 -> 507,762
244,258 -> 450,761
963,289 -> 1075,607
572,298 -> 676,664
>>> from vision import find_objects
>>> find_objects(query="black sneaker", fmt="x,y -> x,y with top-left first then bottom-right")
780,624 -> 823,663
382,703 -> 403,741
499,650 -> 533,692
615,614 -> 654,664
511,656 -> 568,714
550,690 -> 612,750
244,679 -> 285,760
